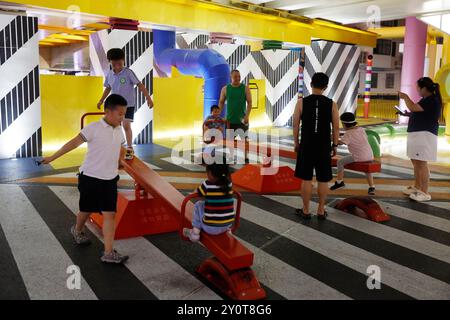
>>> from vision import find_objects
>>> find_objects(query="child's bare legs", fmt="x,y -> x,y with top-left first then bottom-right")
366,173 -> 374,187
123,120 -> 133,148
75,212 -> 91,232
317,182 -> 328,215
336,169 -> 344,181
102,212 -> 115,254
301,180 -> 313,213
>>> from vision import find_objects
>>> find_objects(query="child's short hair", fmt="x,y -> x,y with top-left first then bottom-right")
104,94 -> 127,110
210,105 -> 220,113
311,72 -> 329,89
107,48 -> 125,61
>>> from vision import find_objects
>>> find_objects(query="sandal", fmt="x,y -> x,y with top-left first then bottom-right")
295,208 -> 311,220
317,211 -> 328,220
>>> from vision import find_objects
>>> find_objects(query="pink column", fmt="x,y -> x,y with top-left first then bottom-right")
399,17 -> 428,123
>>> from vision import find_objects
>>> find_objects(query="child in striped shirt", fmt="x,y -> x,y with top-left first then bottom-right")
183,163 -> 235,242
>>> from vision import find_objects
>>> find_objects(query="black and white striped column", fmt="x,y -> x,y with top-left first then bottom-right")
0,14 -> 41,159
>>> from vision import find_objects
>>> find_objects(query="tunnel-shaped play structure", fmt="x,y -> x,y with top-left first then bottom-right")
153,29 -> 230,119
435,63 -> 450,137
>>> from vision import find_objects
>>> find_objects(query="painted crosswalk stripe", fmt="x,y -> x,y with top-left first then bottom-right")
237,237 -> 351,300
243,195 -> 450,284
0,222 -> 29,299
49,185 -> 221,300
238,201 -> 450,299
20,185 -> 157,300
266,195 -> 450,265
377,200 -> 450,233
0,184 -> 97,299
234,218 -> 410,299
427,201 -> 450,211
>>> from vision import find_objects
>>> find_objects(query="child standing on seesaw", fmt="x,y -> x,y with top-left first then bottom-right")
97,48 -> 153,160
41,94 -> 129,264
330,112 -> 376,195
183,162 -> 235,242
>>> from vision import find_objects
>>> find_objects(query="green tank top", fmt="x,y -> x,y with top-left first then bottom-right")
226,84 -> 246,124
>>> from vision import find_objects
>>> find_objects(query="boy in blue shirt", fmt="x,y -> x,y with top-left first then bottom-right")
98,48 -> 153,159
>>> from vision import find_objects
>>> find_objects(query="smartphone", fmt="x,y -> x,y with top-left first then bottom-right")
393,105 -> 404,113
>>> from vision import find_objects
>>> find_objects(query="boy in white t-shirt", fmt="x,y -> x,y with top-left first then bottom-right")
41,94 -> 129,264
330,112 -> 376,195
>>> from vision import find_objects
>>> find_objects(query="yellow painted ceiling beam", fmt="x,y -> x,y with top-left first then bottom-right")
38,24 -> 95,35
39,41 -> 56,46
4,0 -> 376,46
48,34 -> 89,41
40,38 -> 71,44
312,20 -> 377,47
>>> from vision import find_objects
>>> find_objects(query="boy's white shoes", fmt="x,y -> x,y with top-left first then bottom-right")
409,190 -> 432,202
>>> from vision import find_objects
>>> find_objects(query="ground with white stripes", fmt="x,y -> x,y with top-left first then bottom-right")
1,138 -> 449,300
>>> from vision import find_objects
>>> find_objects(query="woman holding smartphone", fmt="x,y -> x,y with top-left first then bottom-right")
398,77 -> 442,202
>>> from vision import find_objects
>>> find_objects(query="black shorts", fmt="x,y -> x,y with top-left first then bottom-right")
228,122 -> 249,139
124,106 -> 135,121
77,173 -> 119,213
294,146 -> 332,182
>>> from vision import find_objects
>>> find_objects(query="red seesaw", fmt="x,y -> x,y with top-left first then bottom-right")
90,154 -> 266,299
180,192 -> 266,300
81,113 -> 266,299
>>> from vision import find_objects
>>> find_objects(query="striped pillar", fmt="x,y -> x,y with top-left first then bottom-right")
364,54 -> 373,119
0,14 -> 41,159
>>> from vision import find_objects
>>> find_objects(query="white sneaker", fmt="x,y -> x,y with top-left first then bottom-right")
403,185 -> 418,196
409,191 -> 431,202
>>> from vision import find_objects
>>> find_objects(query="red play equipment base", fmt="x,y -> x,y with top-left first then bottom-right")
231,163 -> 302,193
90,186 -> 180,239
197,257 -> 266,300
180,193 -> 266,300
334,196 -> 390,222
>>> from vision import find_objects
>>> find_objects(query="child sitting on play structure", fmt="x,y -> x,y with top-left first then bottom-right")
330,112 -> 376,195
203,105 -> 226,142
183,162 -> 235,242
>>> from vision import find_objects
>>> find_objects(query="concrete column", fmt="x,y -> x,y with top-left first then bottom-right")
399,17 -> 428,123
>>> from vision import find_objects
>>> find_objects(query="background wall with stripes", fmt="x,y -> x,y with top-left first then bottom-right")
0,14 -> 41,159
304,40 -> 361,114
89,29 -> 154,144
174,33 -> 300,127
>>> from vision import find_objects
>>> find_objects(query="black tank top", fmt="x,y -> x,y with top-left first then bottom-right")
300,95 -> 333,150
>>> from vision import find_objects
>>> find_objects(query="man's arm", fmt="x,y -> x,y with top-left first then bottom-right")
244,85 -> 252,124
331,102 -> 340,157
137,82 -> 154,108
41,135 -> 85,164
293,98 -> 302,152
97,87 -> 111,109
218,86 -> 226,113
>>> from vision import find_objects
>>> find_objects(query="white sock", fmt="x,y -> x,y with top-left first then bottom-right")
336,180 -> 343,183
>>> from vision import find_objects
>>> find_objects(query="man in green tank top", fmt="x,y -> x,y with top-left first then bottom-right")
219,70 -> 252,162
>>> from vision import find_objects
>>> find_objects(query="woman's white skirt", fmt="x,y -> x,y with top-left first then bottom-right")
407,131 -> 438,162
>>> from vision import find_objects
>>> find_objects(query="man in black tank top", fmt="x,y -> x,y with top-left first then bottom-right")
293,73 -> 340,220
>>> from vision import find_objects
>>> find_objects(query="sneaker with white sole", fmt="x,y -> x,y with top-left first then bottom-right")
100,249 -> 129,264
403,185 -> 418,196
409,191 -> 431,202
70,225 -> 91,245
183,228 -> 200,242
